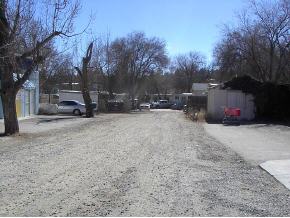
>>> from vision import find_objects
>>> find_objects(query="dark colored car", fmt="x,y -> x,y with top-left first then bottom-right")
91,102 -> 97,110
171,102 -> 184,110
107,100 -> 124,112
151,100 -> 172,109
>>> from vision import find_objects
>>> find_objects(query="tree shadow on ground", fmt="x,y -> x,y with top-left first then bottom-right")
206,119 -> 290,128
36,116 -> 79,124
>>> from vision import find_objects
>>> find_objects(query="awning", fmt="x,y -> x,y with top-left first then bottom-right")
22,80 -> 35,90
13,74 -> 36,90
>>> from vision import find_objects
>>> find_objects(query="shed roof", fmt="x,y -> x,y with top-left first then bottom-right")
22,80 -> 36,90
13,74 -> 36,90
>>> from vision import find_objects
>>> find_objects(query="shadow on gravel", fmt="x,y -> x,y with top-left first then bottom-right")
68,167 -> 137,216
206,120 -> 290,128
36,116 -> 78,124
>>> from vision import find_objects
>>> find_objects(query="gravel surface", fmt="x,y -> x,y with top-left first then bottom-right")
0,110 -> 290,216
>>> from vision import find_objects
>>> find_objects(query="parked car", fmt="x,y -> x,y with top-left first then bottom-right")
107,100 -> 124,112
171,102 -> 184,110
57,100 -> 86,115
140,103 -> 150,110
151,100 -> 172,109
57,100 -> 97,115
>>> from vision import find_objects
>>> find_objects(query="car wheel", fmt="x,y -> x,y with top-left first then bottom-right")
73,109 -> 81,116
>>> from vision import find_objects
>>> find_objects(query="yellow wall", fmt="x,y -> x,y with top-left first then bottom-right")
16,99 -> 22,117
16,91 -> 22,118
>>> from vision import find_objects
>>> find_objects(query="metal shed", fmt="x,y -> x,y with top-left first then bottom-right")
207,89 -> 255,121
0,71 -> 39,119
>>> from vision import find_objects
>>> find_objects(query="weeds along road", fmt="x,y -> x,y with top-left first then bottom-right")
0,110 -> 289,216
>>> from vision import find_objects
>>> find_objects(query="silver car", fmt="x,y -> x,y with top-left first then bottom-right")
140,103 -> 150,110
57,100 -> 86,115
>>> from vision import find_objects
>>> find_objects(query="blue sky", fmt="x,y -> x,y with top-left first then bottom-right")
75,0 -> 248,63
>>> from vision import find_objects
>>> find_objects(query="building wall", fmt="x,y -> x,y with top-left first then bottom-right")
29,71 -> 39,114
0,88 -> 37,119
20,89 -> 36,116
16,91 -> 22,117
0,70 -> 39,119
192,83 -> 208,96
40,94 -> 59,104
207,89 -> 255,121
149,93 -> 193,104
0,98 -> 3,118
172,93 -> 193,105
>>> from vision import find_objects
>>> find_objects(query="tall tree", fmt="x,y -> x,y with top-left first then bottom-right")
174,52 -> 206,93
92,36 -> 116,97
214,0 -> 290,83
75,42 -> 94,118
40,52 -> 76,94
122,32 -> 169,101
0,0 -> 80,135
92,32 -> 169,100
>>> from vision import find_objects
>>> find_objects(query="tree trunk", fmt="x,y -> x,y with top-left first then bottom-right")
75,42 -> 94,118
129,84 -> 135,109
1,90 -> 19,135
187,81 -> 191,93
82,90 -> 94,118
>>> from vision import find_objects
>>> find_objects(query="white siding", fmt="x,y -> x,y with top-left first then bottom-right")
192,83 -> 208,91
30,90 -> 35,115
24,90 -> 30,116
207,89 -> 255,121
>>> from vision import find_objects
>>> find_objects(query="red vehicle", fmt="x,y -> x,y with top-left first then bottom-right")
222,107 -> 241,125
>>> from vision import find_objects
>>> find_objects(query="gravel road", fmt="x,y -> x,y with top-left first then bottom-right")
0,110 -> 290,216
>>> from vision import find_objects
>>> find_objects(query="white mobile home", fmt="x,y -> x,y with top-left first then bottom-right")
172,93 -> 193,104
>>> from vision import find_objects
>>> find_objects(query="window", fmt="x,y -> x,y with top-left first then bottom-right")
67,101 -> 77,106
58,101 -> 68,106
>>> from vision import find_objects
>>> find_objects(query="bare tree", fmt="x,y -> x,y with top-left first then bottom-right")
121,32 -> 169,102
91,32 -> 169,102
91,35 -> 116,97
75,42 -> 94,118
40,53 -> 76,94
214,0 -> 290,83
174,52 -> 206,92
0,0 -> 80,135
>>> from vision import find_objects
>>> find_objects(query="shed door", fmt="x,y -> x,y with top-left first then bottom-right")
16,91 -> 22,117
25,90 -> 30,116
30,90 -> 35,115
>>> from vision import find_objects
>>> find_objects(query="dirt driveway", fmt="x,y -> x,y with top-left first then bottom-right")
0,110 -> 290,216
